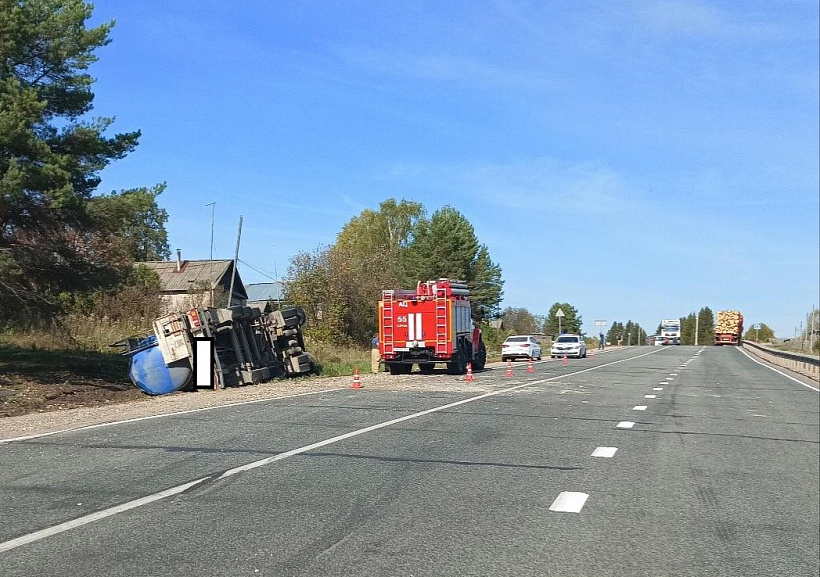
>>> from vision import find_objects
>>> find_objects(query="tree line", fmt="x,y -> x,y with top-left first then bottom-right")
677,308 -> 715,345
284,200 -> 504,346
1,1 -> 169,325
0,2 -> 506,346
606,321 -> 648,345
500,302 -> 583,337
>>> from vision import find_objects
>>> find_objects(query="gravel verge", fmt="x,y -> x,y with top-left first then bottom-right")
0,365 -> 505,442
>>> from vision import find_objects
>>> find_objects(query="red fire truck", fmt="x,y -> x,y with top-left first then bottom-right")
378,279 -> 487,375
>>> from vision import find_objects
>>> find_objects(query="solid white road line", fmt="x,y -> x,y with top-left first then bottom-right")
0,477 -> 209,554
549,492 -> 589,513
632,405 -> 647,411
737,348 -> 820,392
617,421 -> 635,429
0,388 -> 344,445
591,447 -> 618,458
0,347 -> 668,552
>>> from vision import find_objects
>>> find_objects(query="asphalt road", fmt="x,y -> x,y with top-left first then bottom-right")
1,346 -> 817,576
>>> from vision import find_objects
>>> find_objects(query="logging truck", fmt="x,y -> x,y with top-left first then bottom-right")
715,310 -> 744,345
378,279 -> 487,375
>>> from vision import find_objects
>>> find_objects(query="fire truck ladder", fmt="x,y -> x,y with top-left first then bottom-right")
435,285 -> 449,356
382,290 -> 395,355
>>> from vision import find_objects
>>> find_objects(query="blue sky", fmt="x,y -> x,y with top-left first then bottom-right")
87,0 -> 819,338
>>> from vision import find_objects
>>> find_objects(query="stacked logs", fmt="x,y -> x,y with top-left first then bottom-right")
716,310 -> 742,334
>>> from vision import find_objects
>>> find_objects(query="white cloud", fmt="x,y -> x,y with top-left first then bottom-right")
376,157 -> 633,214
637,0 -> 784,38
335,45 -> 557,92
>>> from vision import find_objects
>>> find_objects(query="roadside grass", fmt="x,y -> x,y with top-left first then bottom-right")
0,342 -> 130,383
0,313 -> 151,354
306,340 -> 372,377
754,341 -> 820,358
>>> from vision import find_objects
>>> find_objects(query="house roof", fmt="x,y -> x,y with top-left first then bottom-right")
137,259 -> 247,298
245,282 -> 285,302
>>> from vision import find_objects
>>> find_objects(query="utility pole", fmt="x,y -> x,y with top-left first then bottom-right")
228,215 -> 243,308
206,202 -> 215,306
694,314 -> 699,346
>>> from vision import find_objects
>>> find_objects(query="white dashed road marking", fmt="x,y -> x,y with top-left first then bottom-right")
0,347 -> 669,552
633,405 -> 647,411
617,421 -> 635,429
549,492 -> 589,513
653,387 -> 663,391
591,447 -> 618,458
645,395 -> 656,399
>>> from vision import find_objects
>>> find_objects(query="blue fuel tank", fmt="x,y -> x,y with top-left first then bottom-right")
128,337 -> 192,395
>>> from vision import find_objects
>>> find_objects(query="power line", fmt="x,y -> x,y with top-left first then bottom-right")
237,259 -> 279,282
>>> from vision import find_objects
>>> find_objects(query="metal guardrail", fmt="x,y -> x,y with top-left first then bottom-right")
742,340 -> 819,379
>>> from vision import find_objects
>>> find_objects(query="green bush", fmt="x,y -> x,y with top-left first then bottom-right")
480,324 -> 510,360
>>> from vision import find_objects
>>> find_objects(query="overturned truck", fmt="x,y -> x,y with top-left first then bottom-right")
117,305 -> 314,395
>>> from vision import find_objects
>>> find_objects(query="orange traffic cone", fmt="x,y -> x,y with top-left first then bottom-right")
465,362 -> 474,382
527,358 -> 534,373
506,360 -> 513,377
351,367 -> 363,389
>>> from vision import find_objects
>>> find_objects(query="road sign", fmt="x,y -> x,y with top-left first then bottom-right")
754,323 -> 761,330
594,320 -> 607,327
556,308 -> 565,318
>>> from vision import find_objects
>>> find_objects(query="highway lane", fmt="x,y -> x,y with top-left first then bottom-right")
0,346 -> 817,576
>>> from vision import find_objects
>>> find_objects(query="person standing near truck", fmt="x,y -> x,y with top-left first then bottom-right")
371,333 -> 381,374
599,332 -> 605,350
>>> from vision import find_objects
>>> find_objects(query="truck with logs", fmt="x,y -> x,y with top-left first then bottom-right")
715,310 -> 744,346
115,305 -> 314,394
378,279 -> 487,375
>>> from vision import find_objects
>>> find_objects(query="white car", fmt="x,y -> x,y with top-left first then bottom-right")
501,335 -> 542,362
551,334 -> 587,358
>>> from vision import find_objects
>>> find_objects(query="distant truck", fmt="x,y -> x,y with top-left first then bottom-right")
715,310 -> 744,345
660,319 -> 681,345
378,279 -> 487,375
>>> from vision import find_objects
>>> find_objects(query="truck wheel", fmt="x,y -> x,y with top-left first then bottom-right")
388,364 -> 405,375
473,340 -> 487,371
447,344 -> 466,375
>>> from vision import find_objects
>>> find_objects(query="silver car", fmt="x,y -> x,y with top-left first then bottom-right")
550,334 -> 587,358
501,335 -> 542,362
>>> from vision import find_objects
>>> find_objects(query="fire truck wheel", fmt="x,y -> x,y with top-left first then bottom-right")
447,341 -> 467,375
473,340 -> 487,371
388,364 -> 412,375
